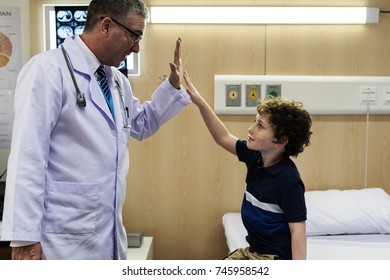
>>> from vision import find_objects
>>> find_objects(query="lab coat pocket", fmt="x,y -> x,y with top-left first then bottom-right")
122,126 -> 130,145
44,181 -> 98,234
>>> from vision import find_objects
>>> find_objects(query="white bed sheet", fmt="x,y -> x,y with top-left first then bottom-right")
307,234 -> 390,260
222,212 -> 390,260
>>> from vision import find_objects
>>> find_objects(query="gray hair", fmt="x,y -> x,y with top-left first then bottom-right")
84,0 -> 149,31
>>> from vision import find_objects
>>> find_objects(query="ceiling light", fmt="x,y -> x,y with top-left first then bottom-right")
149,7 -> 379,25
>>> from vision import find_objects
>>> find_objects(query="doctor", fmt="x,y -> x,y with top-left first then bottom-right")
1,0 -> 190,260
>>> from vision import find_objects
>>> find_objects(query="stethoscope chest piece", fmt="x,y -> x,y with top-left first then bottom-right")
61,46 -> 87,107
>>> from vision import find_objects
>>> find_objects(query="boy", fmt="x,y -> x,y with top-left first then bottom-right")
183,72 -> 312,260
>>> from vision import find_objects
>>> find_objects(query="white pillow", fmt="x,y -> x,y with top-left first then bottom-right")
305,188 -> 390,236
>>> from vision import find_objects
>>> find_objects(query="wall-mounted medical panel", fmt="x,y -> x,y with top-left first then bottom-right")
214,75 -> 390,115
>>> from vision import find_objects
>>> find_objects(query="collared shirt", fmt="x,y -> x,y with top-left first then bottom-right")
75,36 -> 115,116
74,35 -> 102,76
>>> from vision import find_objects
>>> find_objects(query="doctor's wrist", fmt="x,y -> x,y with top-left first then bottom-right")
169,79 -> 181,90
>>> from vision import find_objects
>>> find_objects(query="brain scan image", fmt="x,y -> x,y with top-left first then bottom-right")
55,7 -> 88,46
57,25 -> 73,39
56,10 -> 73,23
74,26 -> 85,36
74,10 -> 87,22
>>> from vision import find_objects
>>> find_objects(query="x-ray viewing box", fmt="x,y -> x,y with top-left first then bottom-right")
214,75 -> 390,115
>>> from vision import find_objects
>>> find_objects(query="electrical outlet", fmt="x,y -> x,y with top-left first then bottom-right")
360,86 -> 377,104
383,87 -> 390,104
266,84 -> 281,98
226,84 -> 241,107
245,84 -> 261,107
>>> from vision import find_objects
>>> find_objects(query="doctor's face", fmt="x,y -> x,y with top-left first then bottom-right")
107,13 -> 146,67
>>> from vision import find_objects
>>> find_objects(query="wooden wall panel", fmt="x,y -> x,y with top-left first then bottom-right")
367,115 -> 390,189
124,23 -> 266,259
293,115 -> 367,190
26,0 -> 390,260
266,23 -> 390,76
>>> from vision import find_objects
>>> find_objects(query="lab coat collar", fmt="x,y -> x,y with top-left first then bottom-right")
62,37 -> 116,125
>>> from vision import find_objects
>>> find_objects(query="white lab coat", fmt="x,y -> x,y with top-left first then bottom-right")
1,36 -> 190,259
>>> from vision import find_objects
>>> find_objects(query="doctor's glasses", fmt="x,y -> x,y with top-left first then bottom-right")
101,16 -> 142,47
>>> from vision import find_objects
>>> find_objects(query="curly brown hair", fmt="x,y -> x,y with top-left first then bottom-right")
257,97 -> 312,157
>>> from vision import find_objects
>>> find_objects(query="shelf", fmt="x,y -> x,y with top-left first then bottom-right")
127,236 -> 153,260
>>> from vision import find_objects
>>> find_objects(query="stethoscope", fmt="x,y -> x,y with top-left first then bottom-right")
61,46 -> 86,107
61,46 -> 130,128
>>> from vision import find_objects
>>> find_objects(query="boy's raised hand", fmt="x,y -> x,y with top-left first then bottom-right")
183,71 -> 205,106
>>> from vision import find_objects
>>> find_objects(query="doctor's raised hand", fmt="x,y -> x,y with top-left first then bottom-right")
168,37 -> 183,90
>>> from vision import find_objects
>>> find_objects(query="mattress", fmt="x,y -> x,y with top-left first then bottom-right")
222,212 -> 390,260
307,234 -> 390,260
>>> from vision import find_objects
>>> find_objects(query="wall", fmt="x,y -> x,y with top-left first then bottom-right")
26,0 -> 390,260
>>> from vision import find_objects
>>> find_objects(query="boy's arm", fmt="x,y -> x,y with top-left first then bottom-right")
289,221 -> 307,260
184,72 -> 238,155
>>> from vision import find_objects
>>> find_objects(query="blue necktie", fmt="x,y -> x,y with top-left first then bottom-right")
96,66 -> 114,115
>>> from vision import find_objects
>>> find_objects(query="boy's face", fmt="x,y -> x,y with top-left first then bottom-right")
246,113 -> 277,152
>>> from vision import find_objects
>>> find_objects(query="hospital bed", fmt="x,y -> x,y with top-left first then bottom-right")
222,188 -> 390,259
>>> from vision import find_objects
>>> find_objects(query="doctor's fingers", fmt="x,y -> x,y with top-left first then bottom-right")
11,243 -> 46,260
11,247 -> 22,259
27,243 -> 46,260
168,38 -> 183,89
11,246 -> 30,260
173,37 -> 182,67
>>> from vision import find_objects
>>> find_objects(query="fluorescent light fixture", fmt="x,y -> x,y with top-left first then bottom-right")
149,7 -> 379,24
